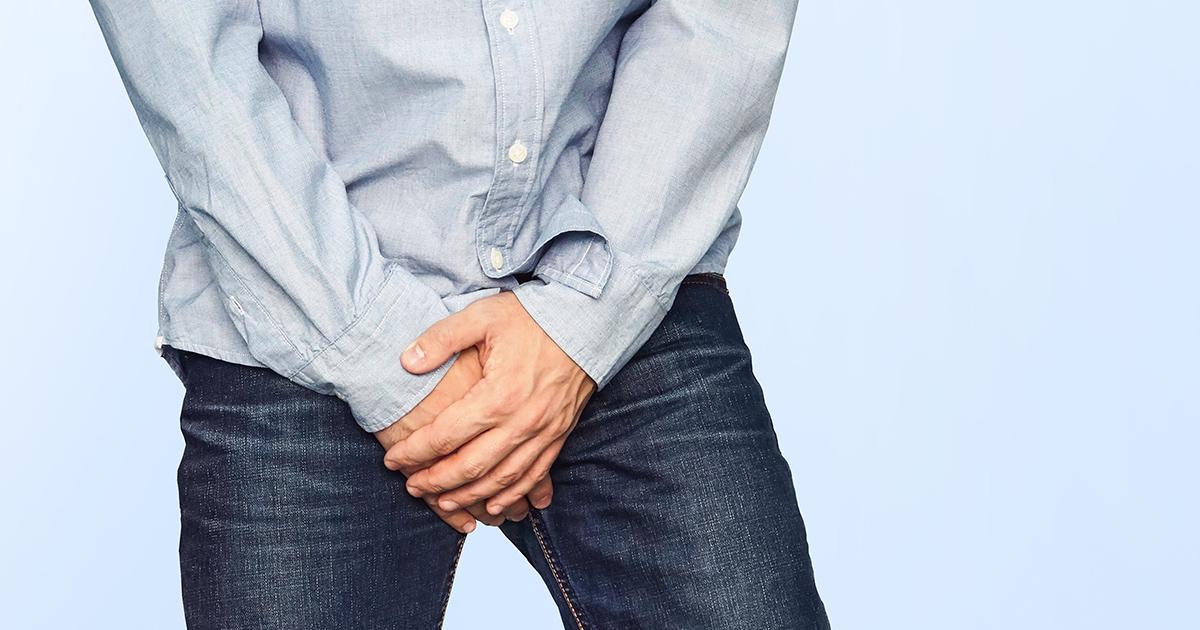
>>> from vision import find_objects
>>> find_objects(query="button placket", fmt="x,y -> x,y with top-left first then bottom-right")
475,0 -> 544,278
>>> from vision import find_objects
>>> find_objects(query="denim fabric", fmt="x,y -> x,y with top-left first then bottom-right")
162,275 -> 829,629
91,0 -> 801,432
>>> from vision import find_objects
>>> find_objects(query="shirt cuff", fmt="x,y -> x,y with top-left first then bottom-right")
289,262 -> 459,433
510,250 -> 670,390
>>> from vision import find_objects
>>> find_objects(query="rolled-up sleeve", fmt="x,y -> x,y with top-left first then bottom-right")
512,1 -> 800,389
89,0 -> 457,432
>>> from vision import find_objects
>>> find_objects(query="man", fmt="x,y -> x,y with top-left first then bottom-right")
90,1 -> 830,628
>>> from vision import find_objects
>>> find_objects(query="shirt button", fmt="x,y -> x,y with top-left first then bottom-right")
489,247 -> 505,271
499,9 -> 519,32
507,140 -> 528,164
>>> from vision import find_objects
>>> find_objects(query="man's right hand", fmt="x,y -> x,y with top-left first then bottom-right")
374,345 -> 535,533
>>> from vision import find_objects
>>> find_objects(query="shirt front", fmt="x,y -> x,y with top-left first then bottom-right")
89,0 -> 800,432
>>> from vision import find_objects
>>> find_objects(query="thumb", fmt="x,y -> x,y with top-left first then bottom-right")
401,308 -> 489,374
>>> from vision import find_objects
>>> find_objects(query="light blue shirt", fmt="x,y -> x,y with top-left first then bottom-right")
89,1 -> 799,432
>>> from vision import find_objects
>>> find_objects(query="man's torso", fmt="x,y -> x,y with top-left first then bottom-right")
154,1 -> 740,368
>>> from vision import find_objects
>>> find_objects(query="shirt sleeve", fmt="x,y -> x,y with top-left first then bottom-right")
511,1 -> 800,389
89,0 -> 457,432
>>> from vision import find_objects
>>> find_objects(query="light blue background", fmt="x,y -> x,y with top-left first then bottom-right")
2,1 -> 1196,628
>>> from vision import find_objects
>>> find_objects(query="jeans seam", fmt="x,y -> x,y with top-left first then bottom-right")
528,510 -> 587,630
680,272 -> 729,295
436,534 -> 467,629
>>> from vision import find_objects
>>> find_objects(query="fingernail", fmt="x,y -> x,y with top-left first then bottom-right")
486,502 -> 503,516
402,341 -> 425,364
406,483 -> 421,497
512,512 -> 528,522
461,520 -> 476,534
533,497 -> 551,509
440,499 -> 459,511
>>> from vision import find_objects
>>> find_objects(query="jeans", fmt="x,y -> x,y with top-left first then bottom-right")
160,272 -> 830,629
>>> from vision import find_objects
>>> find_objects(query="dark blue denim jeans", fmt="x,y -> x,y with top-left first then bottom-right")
161,272 -> 830,629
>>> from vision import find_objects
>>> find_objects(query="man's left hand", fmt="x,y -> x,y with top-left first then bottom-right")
383,291 -> 595,517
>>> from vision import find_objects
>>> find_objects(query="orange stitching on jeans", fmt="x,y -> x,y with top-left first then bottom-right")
436,535 -> 467,629
680,272 -> 729,295
529,512 -> 586,630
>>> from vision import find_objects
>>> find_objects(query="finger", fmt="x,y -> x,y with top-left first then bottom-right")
390,462 -> 477,533
383,381 -> 499,472
503,496 -> 531,522
427,433 -> 546,511
465,501 -> 505,527
405,425 -> 529,499
401,307 -> 490,374
526,475 -> 554,510
486,438 -> 564,515
422,495 -> 477,534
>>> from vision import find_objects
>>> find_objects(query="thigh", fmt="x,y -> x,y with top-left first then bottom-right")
501,275 -> 830,629
164,346 -> 465,630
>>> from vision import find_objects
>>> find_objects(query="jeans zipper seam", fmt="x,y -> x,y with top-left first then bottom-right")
436,535 -> 468,629
529,511 -> 586,630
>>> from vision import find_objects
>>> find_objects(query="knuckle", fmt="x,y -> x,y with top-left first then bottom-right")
461,459 -> 487,481
516,416 -> 545,441
495,494 -> 520,511
455,490 -> 482,506
492,469 -> 521,488
429,432 -> 456,456
424,329 -> 449,351
468,412 -> 495,432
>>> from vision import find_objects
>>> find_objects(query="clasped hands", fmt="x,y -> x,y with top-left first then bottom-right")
372,291 -> 595,534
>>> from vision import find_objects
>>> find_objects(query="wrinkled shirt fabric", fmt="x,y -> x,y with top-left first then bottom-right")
89,0 -> 799,431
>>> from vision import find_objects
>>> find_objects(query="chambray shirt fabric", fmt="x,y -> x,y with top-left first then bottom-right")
89,1 -> 799,432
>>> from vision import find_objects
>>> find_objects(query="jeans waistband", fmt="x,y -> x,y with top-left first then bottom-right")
513,271 -> 725,291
